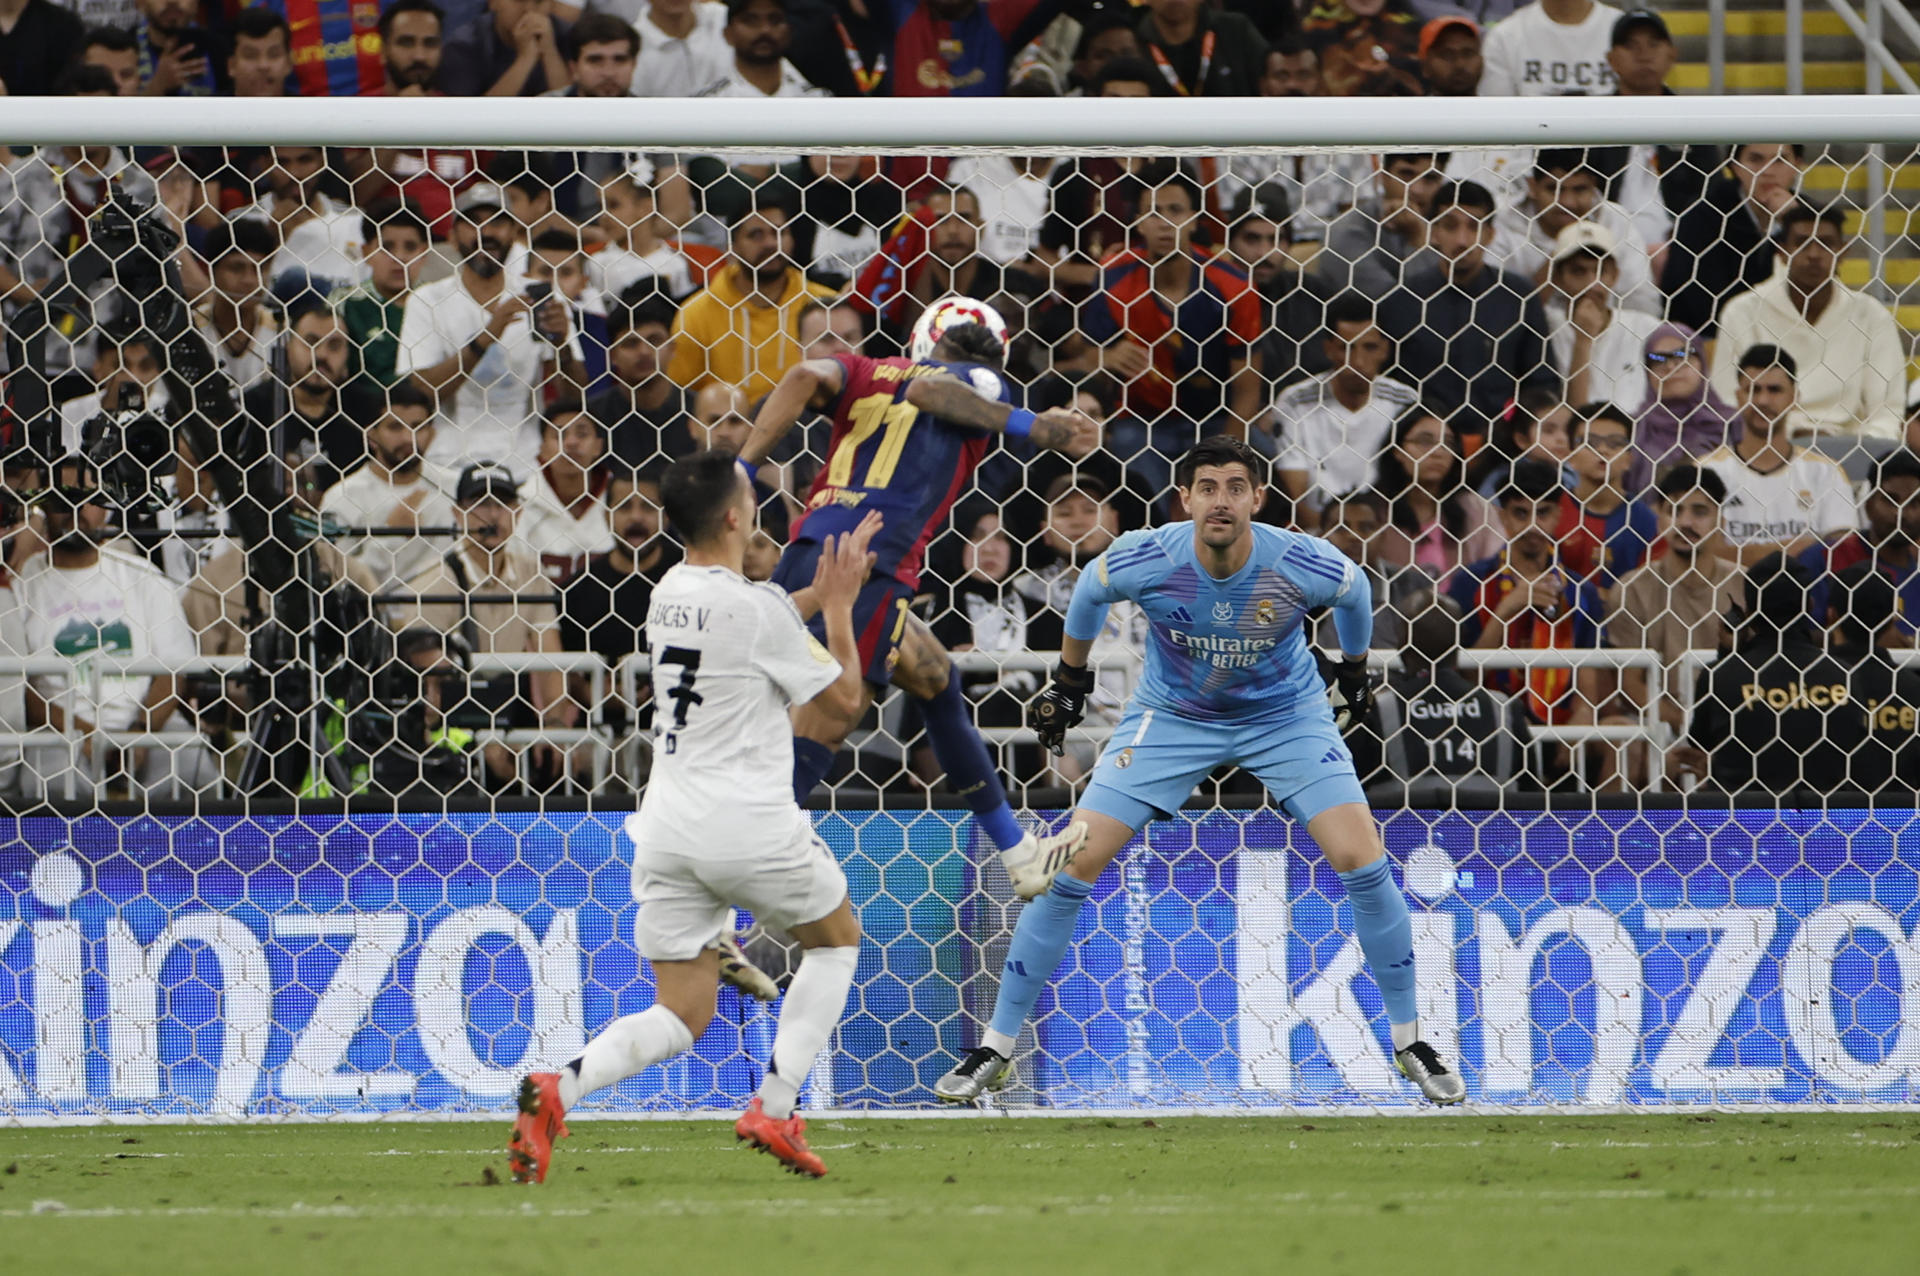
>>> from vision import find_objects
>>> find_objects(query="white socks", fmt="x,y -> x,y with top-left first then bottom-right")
561,1004 -> 695,1109
1390,1019 -> 1420,1053
760,945 -> 859,1120
981,1028 -> 1017,1059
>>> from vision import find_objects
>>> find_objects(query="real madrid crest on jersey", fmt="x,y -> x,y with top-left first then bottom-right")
1114,748 -> 1134,769
1212,601 -> 1234,622
1255,599 -> 1275,626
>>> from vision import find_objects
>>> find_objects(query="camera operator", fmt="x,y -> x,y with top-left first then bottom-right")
240,297 -> 368,476
392,461 -> 576,791
11,455 -> 213,799
304,627 -> 489,799
55,323 -> 170,454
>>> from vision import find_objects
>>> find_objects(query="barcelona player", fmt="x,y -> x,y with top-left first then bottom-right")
932,436 -> 1469,1107
739,297 -> 1097,894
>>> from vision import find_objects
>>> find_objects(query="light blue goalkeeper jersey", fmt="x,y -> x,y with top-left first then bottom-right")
1063,521 -> 1371,722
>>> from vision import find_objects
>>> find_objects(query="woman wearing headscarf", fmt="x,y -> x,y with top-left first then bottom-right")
1631,321 -> 1741,495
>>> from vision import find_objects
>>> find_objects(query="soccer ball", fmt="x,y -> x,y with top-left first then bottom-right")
909,295 -> 1010,361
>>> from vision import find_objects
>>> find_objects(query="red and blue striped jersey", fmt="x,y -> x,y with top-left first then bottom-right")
792,353 -> 1006,589
251,0 -> 386,97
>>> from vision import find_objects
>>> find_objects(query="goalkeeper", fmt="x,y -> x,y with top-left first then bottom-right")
935,437 -> 1467,1107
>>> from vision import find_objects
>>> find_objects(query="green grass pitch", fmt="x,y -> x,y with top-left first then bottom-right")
3,1114 -> 1915,1275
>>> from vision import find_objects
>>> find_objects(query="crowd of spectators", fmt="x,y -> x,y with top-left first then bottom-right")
0,0 -> 1916,803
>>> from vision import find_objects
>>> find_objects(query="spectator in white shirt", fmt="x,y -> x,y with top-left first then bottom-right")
1491,147 -> 1659,314
239,145 -> 367,290
1699,345 -> 1858,565
395,182 -> 585,479
193,218 -> 280,391
629,0 -> 730,96
1478,0 -> 1623,97
1270,294 -> 1420,511
691,0 -> 828,174
589,170 -> 695,301
1216,44 -> 1371,244
15,456 -> 208,799
947,152 -> 1056,267
518,399 -> 616,583
317,381 -> 458,594
1544,220 -> 1661,415
1708,202 -> 1907,443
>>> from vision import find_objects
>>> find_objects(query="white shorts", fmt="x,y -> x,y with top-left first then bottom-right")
631,827 -> 849,962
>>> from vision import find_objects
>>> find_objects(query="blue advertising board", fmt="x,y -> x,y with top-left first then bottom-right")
1,808 -> 1916,1119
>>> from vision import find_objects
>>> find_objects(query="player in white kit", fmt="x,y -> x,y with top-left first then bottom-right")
509,449 -> 879,1182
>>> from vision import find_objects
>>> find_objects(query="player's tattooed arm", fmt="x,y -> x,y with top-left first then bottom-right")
903,376 -> 1099,453
742,358 -> 845,465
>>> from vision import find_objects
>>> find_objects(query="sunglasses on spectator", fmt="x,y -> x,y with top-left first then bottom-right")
1646,349 -> 1694,365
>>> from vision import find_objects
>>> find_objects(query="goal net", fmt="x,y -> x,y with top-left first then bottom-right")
1,97 -> 1918,1121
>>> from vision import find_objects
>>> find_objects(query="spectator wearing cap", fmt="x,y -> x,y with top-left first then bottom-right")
1599,10 -> 1719,248
397,182 -> 585,479
193,218 -> 281,390
1709,202 -> 1907,442
77,25 -> 142,96
442,0 -> 570,96
1630,321 -> 1741,494
1545,220 -> 1662,416
1270,293 -> 1418,511
1477,0 -> 1623,97
665,195 -> 836,399
1827,565 -> 1920,793
1661,142 -> 1806,336
395,460 -> 574,787
1490,147 -> 1659,316
1134,0 -> 1276,98
1317,152 -> 1446,296
1801,449 -> 1920,644
1377,179 -> 1557,439
225,7 -> 292,97
1699,345 -> 1858,566
518,399 -> 616,584
1300,0 -> 1423,98
627,0 -> 729,96
1610,464 -> 1744,739
1215,43 -> 1372,245
1418,15 -> 1481,96
0,0 -> 83,96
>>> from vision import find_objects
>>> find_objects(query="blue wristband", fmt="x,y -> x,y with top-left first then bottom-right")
738,457 -> 759,483
1004,408 -> 1036,439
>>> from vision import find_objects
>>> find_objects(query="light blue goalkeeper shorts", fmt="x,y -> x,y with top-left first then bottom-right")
1078,699 -> 1367,830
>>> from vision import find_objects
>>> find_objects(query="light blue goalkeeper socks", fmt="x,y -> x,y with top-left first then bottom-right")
1340,857 -> 1419,1028
987,873 -> 1095,1043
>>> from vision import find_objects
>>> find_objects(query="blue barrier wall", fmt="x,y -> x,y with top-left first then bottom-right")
2,808 -> 1917,1118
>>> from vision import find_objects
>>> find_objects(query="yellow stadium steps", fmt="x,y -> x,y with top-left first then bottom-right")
1671,61 -> 1920,93
1844,208 -> 1920,237
1840,259 -> 1920,288
1663,11 -> 1855,41
1803,164 -> 1920,195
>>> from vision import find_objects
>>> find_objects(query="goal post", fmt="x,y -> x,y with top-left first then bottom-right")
1,94 -> 1919,1122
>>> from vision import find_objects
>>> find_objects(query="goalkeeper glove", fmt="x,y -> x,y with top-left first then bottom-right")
1327,654 -> 1375,732
1028,661 -> 1094,756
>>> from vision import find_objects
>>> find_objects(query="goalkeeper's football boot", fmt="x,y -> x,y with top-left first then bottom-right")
1000,822 -> 1088,900
1395,1040 -> 1467,1105
712,931 -> 780,1001
933,1047 -> 1013,1104
735,1097 -> 828,1178
508,1071 -> 569,1183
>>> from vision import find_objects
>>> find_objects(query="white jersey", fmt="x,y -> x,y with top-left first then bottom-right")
1698,445 -> 1859,548
629,564 -> 841,856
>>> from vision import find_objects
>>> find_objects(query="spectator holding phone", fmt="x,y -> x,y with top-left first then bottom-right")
136,0 -> 223,96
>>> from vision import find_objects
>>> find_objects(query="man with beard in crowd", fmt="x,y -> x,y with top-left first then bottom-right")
318,382 -> 456,595
383,0 -> 445,94
397,182 -> 581,479
242,301 -> 368,477
560,461 -> 681,673
239,144 -> 367,290
136,0 -> 223,96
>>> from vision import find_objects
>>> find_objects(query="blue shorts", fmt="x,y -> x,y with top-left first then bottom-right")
772,540 -> 914,686
1079,701 -> 1367,829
